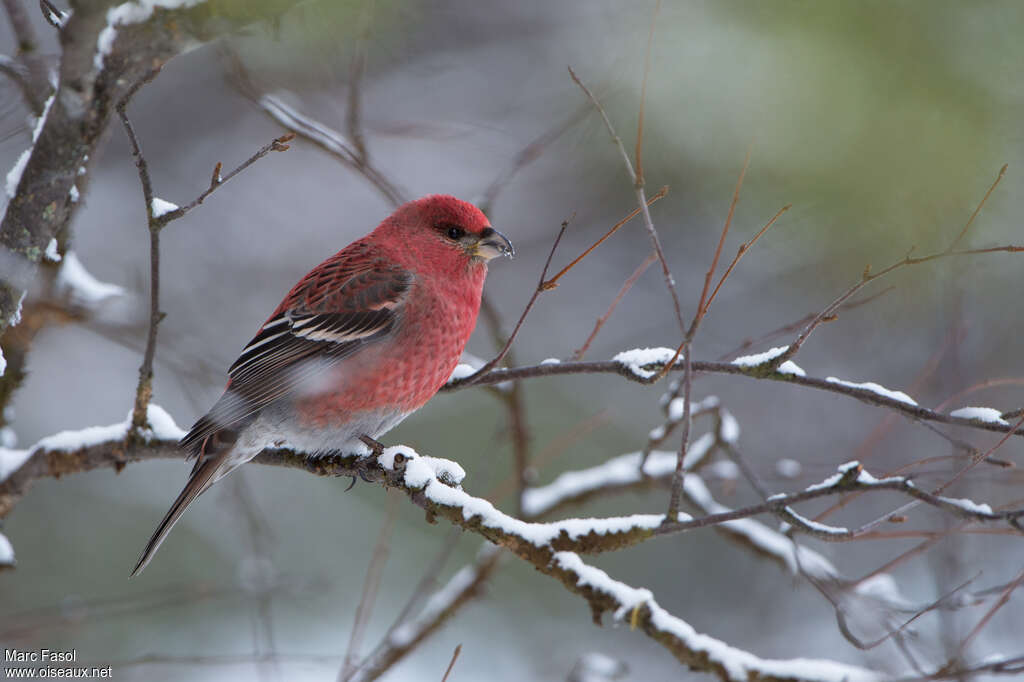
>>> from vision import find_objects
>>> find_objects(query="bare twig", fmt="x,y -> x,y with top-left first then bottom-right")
441,644 -> 462,682
443,350 -> 1024,439
568,66 -> 686,335
154,133 -> 295,225
542,187 -> 667,290
478,103 -> 592,215
477,294 -> 531,514
118,80 -> 292,433
702,203 -> 791,316
3,0 -> 38,54
661,149 -> 756,519
775,165 -> 1014,368
718,286 -> 896,361
947,164 -> 1007,251
634,0 -> 662,187
345,2 -> 374,163
573,251 -> 657,360
457,217 -> 571,387
954,567 -> 1024,658
116,74 -> 164,435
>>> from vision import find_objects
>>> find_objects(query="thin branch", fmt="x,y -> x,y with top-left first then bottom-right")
3,0 -> 38,54
573,251 -> 657,360
351,546 -> 502,682
542,187 -> 667,289
478,103 -> 591,215
693,146 -> 752,331
702,203 -> 791,317
456,217 -> 570,387
775,165 -> 1014,367
954,567 -> 1024,658
443,352 -> 1024,439
717,286 -> 896,361
662,149 -> 757,519
118,81 -> 292,433
154,133 -> 295,225
345,2 -> 374,163
441,645 -> 462,682
116,75 -> 163,434
948,163 -> 1007,251
568,66 -> 686,335
634,0 -> 662,187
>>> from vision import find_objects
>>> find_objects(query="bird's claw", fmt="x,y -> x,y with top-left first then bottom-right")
359,434 -> 385,456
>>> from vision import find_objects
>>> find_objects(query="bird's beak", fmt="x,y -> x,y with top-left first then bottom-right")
474,227 -> 515,261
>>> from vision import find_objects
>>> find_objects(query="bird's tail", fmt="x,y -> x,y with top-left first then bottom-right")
130,453 -> 223,578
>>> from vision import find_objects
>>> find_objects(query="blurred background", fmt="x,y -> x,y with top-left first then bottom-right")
2,0 -> 1023,679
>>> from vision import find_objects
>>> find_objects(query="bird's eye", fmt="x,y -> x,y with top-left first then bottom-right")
445,225 -> 465,240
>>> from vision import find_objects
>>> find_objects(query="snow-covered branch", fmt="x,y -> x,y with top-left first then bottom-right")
5,406 -> 1021,677
446,347 -> 1024,438
0,0 -> 303,338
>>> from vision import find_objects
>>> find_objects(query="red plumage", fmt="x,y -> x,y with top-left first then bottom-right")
132,194 -> 512,576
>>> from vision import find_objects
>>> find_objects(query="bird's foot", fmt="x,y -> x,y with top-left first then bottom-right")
359,434 -> 385,456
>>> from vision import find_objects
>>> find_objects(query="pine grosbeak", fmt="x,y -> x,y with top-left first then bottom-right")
132,195 -> 513,576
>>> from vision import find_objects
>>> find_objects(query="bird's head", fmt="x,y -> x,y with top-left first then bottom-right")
382,195 -> 514,270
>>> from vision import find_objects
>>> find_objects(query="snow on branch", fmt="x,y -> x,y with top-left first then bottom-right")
551,552 -> 878,682
54,252 -> 126,308
2,410 -> 1019,678
0,0 -> 304,338
447,351 -> 1024,438
0,404 -> 184,517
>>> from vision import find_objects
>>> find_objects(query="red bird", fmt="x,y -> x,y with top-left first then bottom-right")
132,195 -> 513,576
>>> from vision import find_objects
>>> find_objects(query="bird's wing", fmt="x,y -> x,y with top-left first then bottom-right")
179,253 -> 414,456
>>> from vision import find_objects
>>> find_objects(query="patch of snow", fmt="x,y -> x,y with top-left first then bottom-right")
8,291 -> 25,326
25,403 -> 184,458
0,426 -> 15,449
56,252 -> 125,306
708,460 -> 739,480
667,397 -> 685,422
935,495 -> 994,516
571,651 -> 628,681
389,545 -> 500,647
648,425 -> 665,441
825,377 -> 917,406
69,185 -> 79,203
381,445 -> 681,546
150,196 -> 178,218
446,363 -> 477,383
777,360 -> 806,377
732,345 -> 788,367
0,446 -> 32,483
949,406 -> 1009,425
43,4 -> 71,27
854,573 -> 914,609
780,507 -> 849,536
0,532 -> 13,566
720,410 -> 740,443
45,238 -> 62,262
0,347 -> 4,376
31,94 -> 56,143
522,438 -> 714,517
95,1 -> 206,71
804,461 -> 901,492
5,149 -> 30,198
540,357 -> 561,365
612,347 -> 677,380
775,458 -> 802,479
